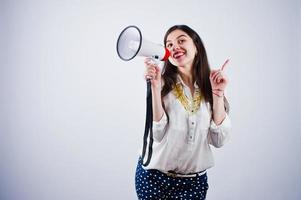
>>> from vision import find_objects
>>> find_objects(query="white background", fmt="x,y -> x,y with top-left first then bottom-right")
1,0 -> 300,199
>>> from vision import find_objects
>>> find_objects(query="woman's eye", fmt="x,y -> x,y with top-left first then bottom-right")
166,43 -> 172,48
179,39 -> 185,44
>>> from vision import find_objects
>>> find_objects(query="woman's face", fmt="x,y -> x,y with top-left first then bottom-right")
165,29 -> 197,69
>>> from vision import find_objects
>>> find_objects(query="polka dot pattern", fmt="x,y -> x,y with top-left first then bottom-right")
135,158 -> 209,199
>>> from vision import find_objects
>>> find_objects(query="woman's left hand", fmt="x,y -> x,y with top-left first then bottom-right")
210,59 -> 229,97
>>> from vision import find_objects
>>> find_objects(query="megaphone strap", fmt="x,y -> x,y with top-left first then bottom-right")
141,79 -> 153,166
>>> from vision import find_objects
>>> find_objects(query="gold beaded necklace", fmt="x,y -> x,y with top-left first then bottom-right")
172,83 -> 202,115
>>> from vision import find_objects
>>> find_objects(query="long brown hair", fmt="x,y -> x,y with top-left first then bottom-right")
161,25 -> 213,109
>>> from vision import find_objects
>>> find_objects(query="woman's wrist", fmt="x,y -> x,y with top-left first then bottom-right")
151,84 -> 162,94
212,89 -> 224,98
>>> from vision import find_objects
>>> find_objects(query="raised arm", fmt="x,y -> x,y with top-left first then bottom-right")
210,59 -> 229,125
208,59 -> 231,147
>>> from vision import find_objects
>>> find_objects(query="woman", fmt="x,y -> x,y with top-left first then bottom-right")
135,25 -> 231,200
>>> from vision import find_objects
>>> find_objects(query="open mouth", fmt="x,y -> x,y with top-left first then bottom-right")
173,51 -> 186,59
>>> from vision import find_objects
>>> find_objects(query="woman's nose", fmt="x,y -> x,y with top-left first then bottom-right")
172,44 -> 180,51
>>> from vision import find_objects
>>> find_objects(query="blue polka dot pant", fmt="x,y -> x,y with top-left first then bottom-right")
135,158 -> 209,200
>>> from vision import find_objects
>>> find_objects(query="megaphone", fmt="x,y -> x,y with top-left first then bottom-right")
116,25 -> 170,62
116,26 -> 170,167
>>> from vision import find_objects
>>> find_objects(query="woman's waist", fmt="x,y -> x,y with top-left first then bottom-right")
141,156 -> 214,175
163,169 -> 207,178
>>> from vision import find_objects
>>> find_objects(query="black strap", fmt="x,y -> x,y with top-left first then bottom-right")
141,79 -> 154,166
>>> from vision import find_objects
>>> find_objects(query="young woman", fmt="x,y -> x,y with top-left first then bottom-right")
135,25 -> 231,200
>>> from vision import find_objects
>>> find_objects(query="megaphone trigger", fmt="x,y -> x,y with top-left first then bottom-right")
149,57 -> 160,66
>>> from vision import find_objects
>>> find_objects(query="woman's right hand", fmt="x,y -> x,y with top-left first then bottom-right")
144,58 -> 162,90
144,58 -> 165,122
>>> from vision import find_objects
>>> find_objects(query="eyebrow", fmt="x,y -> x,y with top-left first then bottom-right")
166,34 -> 188,43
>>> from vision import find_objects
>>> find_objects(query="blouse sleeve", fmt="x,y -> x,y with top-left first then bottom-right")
208,113 -> 231,148
152,112 -> 168,142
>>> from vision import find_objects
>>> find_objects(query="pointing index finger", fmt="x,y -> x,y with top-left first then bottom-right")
221,59 -> 230,71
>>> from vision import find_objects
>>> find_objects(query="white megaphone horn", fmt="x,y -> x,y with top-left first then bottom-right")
116,25 -> 170,62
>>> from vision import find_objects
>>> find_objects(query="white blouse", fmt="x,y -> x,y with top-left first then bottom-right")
142,76 -> 231,174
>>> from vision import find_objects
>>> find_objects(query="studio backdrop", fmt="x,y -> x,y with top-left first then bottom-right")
0,0 -> 300,200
